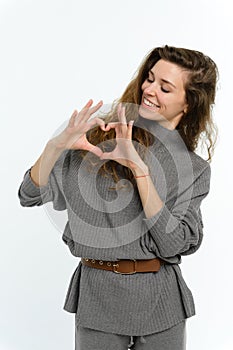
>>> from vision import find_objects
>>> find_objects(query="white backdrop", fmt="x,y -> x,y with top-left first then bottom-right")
1,0 -> 232,349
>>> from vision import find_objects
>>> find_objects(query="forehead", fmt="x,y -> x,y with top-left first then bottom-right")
151,59 -> 188,86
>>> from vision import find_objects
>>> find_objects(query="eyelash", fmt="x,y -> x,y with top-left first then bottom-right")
146,78 -> 170,93
161,87 -> 170,93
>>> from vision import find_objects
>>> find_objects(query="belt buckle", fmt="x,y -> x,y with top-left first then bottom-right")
113,259 -> 136,274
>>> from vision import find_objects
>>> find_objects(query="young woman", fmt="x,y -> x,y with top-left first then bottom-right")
18,45 -> 218,349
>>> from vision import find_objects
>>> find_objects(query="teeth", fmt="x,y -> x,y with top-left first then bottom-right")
144,98 -> 154,107
144,97 -> 159,108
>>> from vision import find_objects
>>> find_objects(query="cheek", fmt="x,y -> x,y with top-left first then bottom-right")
178,91 -> 187,106
156,92 -> 166,104
163,95 -> 182,107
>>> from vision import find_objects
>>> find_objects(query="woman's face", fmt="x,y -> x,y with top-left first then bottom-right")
139,59 -> 189,130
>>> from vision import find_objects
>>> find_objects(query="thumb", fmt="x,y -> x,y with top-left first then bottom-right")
82,141 -> 103,157
88,145 -> 103,158
100,151 -> 113,160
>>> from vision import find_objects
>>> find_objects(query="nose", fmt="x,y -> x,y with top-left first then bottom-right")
144,81 -> 158,96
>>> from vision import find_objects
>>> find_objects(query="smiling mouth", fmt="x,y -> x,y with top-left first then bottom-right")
143,97 -> 160,109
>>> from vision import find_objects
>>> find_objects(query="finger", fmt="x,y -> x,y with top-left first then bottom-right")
118,104 -> 127,125
127,120 -> 134,139
104,122 -> 121,131
83,99 -> 93,109
68,110 -> 78,128
87,117 -> 107,131
80,100 -> 103,122
76,99 -> 94,122
87,100 -> 104,119
117,105 -> 128,138
87,144 -> 103,158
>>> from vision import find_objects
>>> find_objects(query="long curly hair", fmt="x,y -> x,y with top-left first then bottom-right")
82,45 -> 219,183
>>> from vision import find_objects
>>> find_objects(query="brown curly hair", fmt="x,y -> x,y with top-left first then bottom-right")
82,45 -> 219,183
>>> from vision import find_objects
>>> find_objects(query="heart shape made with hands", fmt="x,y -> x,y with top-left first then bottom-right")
89,103 -> 140,170
63,100 -> 144,172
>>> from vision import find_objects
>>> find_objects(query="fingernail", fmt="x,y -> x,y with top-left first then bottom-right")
86,99 -> 92,106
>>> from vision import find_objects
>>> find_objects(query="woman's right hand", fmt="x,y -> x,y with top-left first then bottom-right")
51,99 -> 106,157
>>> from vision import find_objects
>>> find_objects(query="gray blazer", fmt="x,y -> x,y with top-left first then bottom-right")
18,118 -> 211,336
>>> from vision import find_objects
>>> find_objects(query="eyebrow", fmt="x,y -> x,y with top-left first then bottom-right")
149,70 -> 177,89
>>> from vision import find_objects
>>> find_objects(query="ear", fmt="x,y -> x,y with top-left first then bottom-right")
183,104 -> 188,114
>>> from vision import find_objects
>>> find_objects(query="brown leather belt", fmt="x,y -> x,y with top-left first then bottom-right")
81,257 -> 164,274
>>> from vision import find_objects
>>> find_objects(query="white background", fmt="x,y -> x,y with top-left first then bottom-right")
0,0 -> 232,349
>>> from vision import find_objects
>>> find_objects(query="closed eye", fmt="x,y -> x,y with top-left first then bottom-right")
161,87 -> 170,93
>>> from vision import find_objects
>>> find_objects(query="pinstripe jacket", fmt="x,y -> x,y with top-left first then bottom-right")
18,117 -> 211,336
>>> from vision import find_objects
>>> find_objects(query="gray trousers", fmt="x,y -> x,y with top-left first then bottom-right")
75,320 -> 186,350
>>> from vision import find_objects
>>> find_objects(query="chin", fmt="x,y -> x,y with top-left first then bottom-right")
138,105 -> 163,121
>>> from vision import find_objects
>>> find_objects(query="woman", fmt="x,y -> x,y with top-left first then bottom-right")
18,45 -> 218,349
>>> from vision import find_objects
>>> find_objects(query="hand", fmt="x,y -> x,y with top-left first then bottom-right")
51,99 -> 106,157
100,103 -> 148,174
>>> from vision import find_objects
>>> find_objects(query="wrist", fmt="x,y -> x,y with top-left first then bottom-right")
134,173 -> 150,179
47,138 -> 66,153
131,164 -> 149,177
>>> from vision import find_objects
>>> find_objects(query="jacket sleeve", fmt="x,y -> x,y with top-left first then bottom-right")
18,153 -> 67,211
143,163 -> 211,258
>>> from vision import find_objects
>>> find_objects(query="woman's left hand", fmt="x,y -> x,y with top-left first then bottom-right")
100,103 -> 148,174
